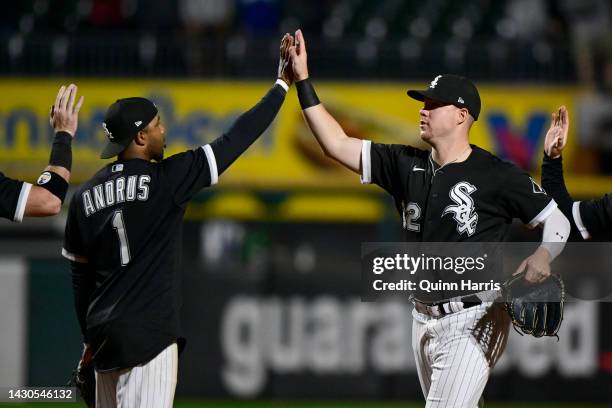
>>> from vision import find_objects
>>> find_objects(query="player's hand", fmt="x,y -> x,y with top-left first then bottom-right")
515,246 -> 552,283
278,33 -> 294,86
544,105 -> 568,159
288,29 -> 309,81
50,84 -> 84,137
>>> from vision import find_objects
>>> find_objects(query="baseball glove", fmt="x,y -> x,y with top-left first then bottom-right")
503,271 -> 565,339
67,346 -> 95,407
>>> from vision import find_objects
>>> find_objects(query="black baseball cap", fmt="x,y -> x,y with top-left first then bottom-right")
100,97 -> 158,159
407,74 -> 481,120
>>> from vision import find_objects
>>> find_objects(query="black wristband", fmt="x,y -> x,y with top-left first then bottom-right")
296,78 -> 320,110
49,131 -> 73,170
543,151 -> 562,163
37,171 -> 69,202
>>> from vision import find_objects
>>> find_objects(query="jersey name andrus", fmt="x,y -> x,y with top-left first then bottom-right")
82,175 -> 150,217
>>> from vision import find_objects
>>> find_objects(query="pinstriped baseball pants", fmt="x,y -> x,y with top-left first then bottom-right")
412,304 -> 491,408
95,342 -> 178,408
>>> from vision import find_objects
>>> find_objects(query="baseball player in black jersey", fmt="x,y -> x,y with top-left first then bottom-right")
63,35 -> 295,408
288,30 -> 571,407
0,84 -> 83,222
542,105 -> 612,240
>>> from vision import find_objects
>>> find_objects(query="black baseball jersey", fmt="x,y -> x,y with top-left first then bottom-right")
541,154 -> 612,240
64,82 -> 287,371
575,197 -> 612,240
361,142 -> 556,242
63,146 -> 217,371
0,171 -> 32,222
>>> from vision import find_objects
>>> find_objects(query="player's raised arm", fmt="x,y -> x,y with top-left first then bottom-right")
0,84 -> 83,221
288,29 -> 362,173
26,84 -> 83,216
162,36 -> 293,206
541,106 -> 574,216
207,34 -> 294,176
542,106 -> 612,240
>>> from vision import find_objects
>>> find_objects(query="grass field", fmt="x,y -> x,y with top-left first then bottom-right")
1,401 -> 609,408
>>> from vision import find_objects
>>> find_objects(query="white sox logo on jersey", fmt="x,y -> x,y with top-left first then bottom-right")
443,181 -> 478,236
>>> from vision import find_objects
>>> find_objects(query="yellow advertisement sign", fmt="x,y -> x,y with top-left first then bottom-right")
0,79 -> 609,195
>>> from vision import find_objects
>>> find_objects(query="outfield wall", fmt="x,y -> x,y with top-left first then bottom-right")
1,221 -> 610,403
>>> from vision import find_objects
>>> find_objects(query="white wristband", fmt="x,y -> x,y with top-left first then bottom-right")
275,78 -> 289,92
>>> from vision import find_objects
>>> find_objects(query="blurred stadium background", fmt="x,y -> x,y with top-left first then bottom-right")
1,0 -> 611,406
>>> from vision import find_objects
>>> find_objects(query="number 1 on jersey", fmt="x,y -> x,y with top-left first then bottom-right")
112,210 -> 131,265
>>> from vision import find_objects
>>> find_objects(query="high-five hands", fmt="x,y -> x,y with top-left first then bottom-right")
278,33 -> 295,86
288,29 -> 309,81
544,106 -> 569,159
50,84 -> 84,137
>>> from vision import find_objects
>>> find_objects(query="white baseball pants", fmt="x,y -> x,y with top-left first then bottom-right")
412,304 -> 492,408
95,342 -> 178,408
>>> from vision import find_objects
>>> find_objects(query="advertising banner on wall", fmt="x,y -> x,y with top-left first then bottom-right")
8,222 -> 612,403
2,80 -> 608,194
175,221 -> 612,403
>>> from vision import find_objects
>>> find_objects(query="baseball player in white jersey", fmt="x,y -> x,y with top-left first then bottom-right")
286,29 -> 571,407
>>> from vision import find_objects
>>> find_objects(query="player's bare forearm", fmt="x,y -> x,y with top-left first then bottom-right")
516,247 -> 552,283
23,186 -> 62,216
532,245 -> 552,263
22,161 -> 72,217
289,29 -> 361,173
302,104 -> 362,173
45,164 -> 70,182
23,148 -> 72,216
